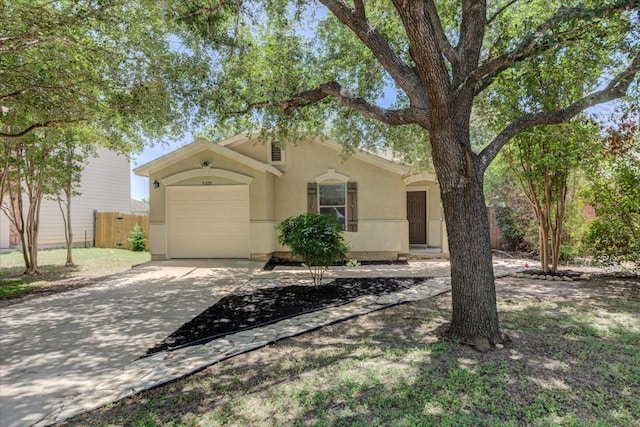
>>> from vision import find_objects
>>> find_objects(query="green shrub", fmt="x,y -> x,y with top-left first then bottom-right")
128,225 -> 147,252
277,213 -> 349,285
582,152 -> 640,270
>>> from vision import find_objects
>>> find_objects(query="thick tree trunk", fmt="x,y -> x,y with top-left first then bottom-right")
431,129 -> 506,350
441,175 -> 504,348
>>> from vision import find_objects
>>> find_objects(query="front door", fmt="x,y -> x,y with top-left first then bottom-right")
407,191 -> 427,244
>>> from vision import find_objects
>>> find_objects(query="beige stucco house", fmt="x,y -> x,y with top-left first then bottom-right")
133,134 -> 449,261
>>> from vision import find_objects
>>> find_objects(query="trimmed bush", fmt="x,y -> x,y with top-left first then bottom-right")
277,213 -> 349,285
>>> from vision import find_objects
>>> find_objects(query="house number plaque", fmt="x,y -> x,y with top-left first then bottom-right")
202,181 -> 213,185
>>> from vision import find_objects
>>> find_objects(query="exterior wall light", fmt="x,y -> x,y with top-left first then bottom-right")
153,179 -> 160,189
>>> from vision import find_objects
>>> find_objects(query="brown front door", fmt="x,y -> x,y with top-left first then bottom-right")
407,191 -> 427,244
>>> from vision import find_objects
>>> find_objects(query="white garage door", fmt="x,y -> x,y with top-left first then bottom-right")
167,186 -> 250,258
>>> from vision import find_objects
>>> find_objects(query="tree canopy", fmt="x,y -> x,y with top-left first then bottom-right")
479,42 -> 606,272
192,2 -> 638,155
583,107 -> 640,270
0,0 -> 216,151
0,0 -> 222,273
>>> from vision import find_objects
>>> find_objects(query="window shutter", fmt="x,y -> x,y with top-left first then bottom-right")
307,182 -> 318,213
347,182 -> 357,232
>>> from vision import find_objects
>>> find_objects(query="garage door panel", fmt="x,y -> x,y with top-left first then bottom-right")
167,186 -> 250,258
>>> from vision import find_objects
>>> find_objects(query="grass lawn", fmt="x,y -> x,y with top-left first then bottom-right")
0,248 -> 150,301
63,275 -> 639,427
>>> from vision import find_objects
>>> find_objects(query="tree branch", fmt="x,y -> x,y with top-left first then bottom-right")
477,52 -> 640,173
486,0 -> 520,26
0,37 -> 56,55
180,1 -> 225,19
319,0 -> 428,108
226,81 -> 429,127
454,0 -> 487,94
0,83 -> 87,101
391,1 -> 452,112
424,0 -> 457,67
0,119 -> 85,139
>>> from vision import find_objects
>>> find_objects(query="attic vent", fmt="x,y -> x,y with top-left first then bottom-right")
269,142 -> 284,165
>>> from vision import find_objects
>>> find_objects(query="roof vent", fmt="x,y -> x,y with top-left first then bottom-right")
269,142 -> 284,165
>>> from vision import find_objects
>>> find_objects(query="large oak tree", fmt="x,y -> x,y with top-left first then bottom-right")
186,0 -> 640,348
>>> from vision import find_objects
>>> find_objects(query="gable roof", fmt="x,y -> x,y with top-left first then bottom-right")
130,199 -> 149,213
218,133 -> 410,176
133,138 -> 283,177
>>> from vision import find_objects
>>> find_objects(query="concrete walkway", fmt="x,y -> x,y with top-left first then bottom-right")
0,258 -> 525,427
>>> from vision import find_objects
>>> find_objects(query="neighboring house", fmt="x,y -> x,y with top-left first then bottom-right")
134,134 -> 449,261
131,199 -> 150,216
0,147 -> 131,250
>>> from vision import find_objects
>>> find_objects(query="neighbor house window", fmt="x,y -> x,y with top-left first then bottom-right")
319,183 -> 346,229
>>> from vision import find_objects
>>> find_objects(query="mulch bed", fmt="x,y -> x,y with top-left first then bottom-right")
263,259 -> 408,271
519,269 -> 584,278
145,276 -> 428,356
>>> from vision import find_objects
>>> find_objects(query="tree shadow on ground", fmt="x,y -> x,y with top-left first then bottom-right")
0,263 -> 81,281
0,264 -> 87,301
62,275 -> 639,426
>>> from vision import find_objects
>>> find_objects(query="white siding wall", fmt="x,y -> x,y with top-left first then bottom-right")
36,148 -> 131,248
0,208 -> 9,249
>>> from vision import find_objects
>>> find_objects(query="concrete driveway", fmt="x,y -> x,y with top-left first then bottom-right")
0,260 -> 264,427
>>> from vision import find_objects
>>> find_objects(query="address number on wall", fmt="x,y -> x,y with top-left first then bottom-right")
202,181 -> 213,185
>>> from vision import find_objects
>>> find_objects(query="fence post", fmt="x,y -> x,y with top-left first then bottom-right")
92,209 -> 97,247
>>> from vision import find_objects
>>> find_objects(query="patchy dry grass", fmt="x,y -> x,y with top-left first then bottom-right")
0,248 -> 150,301
62,276 -> 639,427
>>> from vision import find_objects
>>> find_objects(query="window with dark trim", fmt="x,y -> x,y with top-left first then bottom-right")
319,183 -> 346,229
307,182 -> 358,232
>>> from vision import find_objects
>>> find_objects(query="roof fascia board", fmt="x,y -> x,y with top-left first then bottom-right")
133,138 -> 282,177
218,131 -> 261,148
133,142 -> 207,176
315,139 -> 409,175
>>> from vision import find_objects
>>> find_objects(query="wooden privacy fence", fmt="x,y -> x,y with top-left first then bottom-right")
487,207 -> 506,250
94,212 -> 149,250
